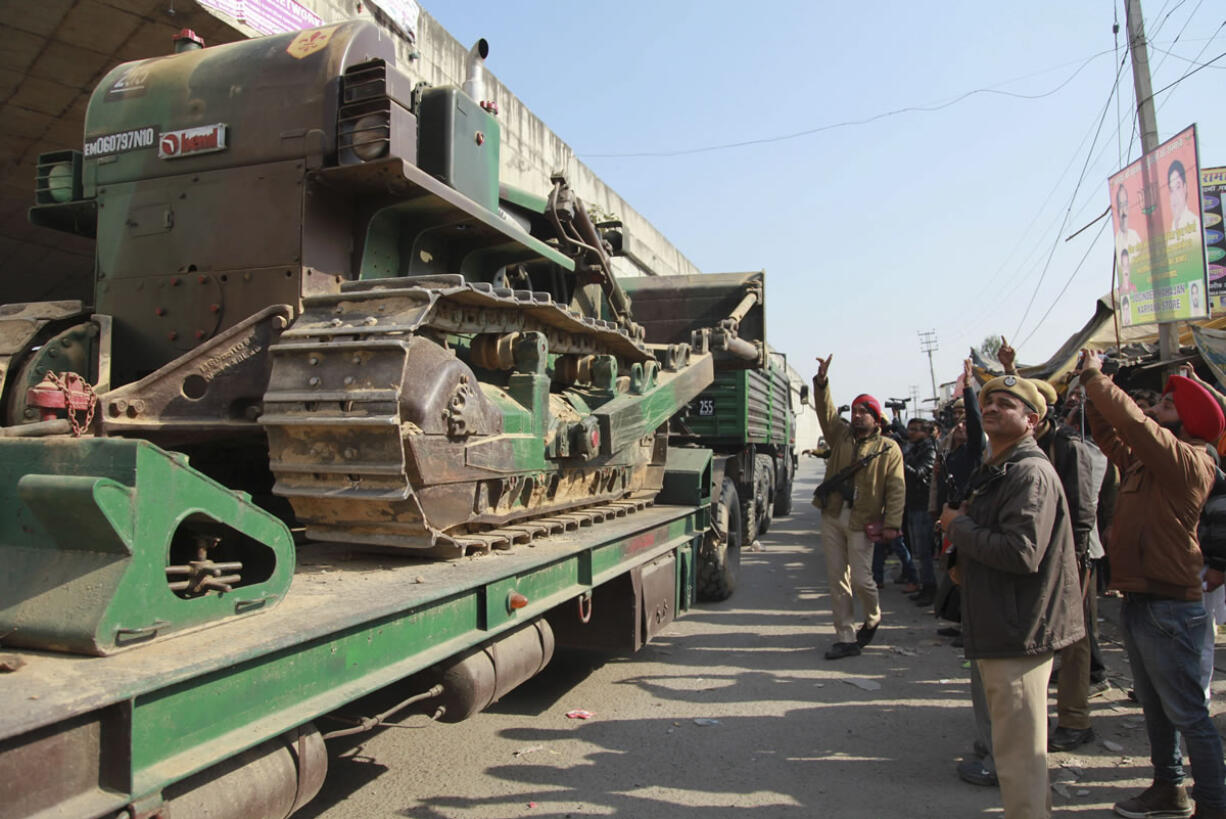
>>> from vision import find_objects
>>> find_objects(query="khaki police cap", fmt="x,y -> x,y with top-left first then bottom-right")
1033,379 -> 1058,409
979,375 -> 1044,415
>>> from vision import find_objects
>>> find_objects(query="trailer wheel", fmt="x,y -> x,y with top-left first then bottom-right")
756,454 -> 775,535
698,477 -> 741,601
774,454 -> 794,517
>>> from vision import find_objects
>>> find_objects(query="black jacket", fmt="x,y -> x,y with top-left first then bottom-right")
904,437 -> 936,510
1043,424 -> 1104,559
1199,466 -> 1226,573
935,385 -> 985,509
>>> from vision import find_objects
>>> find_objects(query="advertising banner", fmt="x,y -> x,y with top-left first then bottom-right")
367,0 -> 420,41
1108,124 -> 1208,326
198,0 -> 322,36
1203,166 -> 1226,313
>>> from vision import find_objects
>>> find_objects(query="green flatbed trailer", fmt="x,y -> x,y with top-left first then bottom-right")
0,441 -> 711,819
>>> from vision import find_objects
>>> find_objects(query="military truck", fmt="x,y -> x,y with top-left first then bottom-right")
0,22 -> 756,818
621,273 -> 798,601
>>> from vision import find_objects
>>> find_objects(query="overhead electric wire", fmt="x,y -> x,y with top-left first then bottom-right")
1150,46 -> 1226,96
1010,44 -> 1129,340
1147,42 -> 1226,67
956,72 -> 1140,346
1156,0 -> 1192,31
1017,219 -> 1111,348
1149,13 -> 1225,114
958,94 -> 1117,313
963,33 -> 1214,343
947,4 -> 1217,358
582,49 -> 1113,159
953,29 -> 1156,326
1011,5 -> 1221,350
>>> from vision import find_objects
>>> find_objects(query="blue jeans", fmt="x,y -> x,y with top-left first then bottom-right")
906,507 -> 937,586
872,535 -> 917,586
1122,595 -> 1226,808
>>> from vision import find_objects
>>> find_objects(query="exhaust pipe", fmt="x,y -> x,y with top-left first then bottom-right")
463,39 -> 489,104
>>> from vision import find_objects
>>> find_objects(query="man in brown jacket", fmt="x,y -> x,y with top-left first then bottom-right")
940,375 -> 1084,819
812,355 -> 905,660
1078,351 -> 1226,819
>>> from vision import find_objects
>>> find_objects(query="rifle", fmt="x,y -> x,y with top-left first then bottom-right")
812,446 -> 890,506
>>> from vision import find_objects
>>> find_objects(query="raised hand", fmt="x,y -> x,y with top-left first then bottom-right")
1073,347 -> 1101,377
956,358 -> 973,390
1179,362 -> 1206,385
815,354 -> 833,386
998,336 -> 1016,372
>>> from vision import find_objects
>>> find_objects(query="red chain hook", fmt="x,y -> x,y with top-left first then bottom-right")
26,372 -> 98,437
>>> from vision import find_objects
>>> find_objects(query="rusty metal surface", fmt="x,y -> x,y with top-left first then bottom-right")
98,304 -> 292,440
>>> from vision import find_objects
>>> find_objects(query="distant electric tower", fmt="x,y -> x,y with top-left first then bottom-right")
918,330 -> 939,404
909,385 -> 920,417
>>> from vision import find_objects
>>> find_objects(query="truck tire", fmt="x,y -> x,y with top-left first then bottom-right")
774,455 -> 794,517
756,454 -> 775,535
698,478 -> 742,601
739,476 -> 758,547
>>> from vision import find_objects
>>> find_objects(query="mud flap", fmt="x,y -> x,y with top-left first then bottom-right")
638,551 -> 677,646
548,551 -> 677,653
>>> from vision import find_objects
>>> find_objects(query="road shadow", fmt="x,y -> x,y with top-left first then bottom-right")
306,459 -> 1194,818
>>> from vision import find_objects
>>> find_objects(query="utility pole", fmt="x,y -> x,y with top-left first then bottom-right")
1125,0 -> 1179,362
918,330 -> 939,405
909,385 -> 920,418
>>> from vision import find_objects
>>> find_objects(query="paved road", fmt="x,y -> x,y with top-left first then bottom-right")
303,458 -> 1206,818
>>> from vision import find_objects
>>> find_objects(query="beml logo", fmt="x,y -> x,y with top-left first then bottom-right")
158,124 -> 228,159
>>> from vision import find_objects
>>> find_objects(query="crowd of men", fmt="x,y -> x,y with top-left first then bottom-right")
809,342 -> 1226,819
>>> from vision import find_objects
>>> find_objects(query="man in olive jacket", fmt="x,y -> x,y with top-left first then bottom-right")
1078,352 -> 1226,819
940,375 -> 1084,819
812,355 -> 905,660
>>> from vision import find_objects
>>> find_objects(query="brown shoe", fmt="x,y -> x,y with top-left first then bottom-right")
1113,779 -> 1192,818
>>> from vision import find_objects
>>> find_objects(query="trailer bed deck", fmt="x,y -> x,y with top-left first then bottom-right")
0,502 -> 703,819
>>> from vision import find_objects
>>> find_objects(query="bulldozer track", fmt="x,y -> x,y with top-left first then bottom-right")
449,491 -> 656,556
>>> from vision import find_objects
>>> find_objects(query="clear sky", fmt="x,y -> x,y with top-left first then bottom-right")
431,1 -> 1226,415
